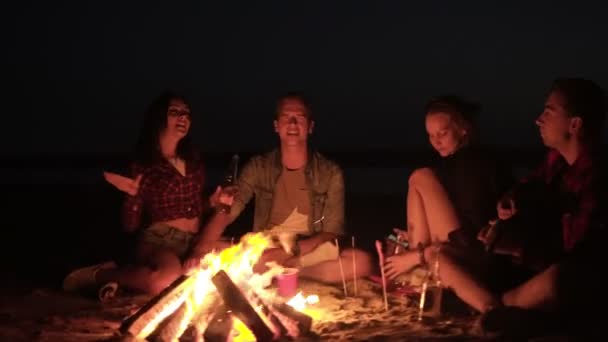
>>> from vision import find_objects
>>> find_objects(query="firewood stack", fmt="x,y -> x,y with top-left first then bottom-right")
119,271 -> 313,341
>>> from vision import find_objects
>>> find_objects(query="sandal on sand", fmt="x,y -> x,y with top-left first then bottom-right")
98,282 -> 119,302
62,261 -> 117,292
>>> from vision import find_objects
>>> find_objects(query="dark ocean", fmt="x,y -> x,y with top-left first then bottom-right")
0,148 -> 540,291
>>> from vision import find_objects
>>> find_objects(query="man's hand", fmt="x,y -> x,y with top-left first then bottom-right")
275,232 -> 299,256
478,220 -> 523,257
104,172 -> 142,196
253,248 -> 290,273
209,185 -> 237,208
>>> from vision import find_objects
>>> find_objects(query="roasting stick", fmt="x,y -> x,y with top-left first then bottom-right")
335,238 -> 348,297
352,236 -> 358,296
375,240 -> 389,311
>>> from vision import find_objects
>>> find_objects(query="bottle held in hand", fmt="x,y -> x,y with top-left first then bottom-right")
386,234 -> 409,256
217,154 -> 239,214
385,233 -> 410,289
418,244 -> 443,320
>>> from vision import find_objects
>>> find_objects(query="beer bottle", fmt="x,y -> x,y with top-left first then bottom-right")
217,154 -> 239,214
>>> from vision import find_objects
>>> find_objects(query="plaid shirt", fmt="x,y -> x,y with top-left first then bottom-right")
523,146 -> 604,251
122,159 -> 206,231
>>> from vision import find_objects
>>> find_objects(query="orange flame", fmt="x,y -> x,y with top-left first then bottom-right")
133,232 -> 320,341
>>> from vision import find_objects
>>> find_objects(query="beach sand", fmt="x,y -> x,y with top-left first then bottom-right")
0,276 -> 480,341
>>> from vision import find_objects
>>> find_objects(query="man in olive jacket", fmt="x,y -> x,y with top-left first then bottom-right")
191,93 -> 372,283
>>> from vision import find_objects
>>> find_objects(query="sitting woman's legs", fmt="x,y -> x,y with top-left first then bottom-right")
434,248 -> 501,313
407,168 -> 460,246
502,263 -> 560,312
386,168 -> 462,275
97,242 -> 184,295
299,247 -> 373,283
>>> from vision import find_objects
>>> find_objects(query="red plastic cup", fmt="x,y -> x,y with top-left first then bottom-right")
276,268 -> 299,297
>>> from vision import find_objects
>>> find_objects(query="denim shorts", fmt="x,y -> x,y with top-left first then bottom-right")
140,223 -> 195,259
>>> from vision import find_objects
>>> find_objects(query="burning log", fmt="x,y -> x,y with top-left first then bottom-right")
155,298 -> 192,342
117,233 -> 318,342
203,305 -> 233,342
250,292 -> 289,337
190,293 -> 220,336
120,275 -> 195,339
271,302 -> 313,336
250,291 -> 313,338
211,270 -> 275,341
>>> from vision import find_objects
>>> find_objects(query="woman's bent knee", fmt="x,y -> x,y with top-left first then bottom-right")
142,264 -> 183,295
409,167 -> 436,186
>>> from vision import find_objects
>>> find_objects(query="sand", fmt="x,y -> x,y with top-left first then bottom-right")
295,278 -> 476,341
0,277 -> 481,342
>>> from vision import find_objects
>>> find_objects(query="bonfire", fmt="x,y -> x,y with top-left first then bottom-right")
119,233 -> 320,342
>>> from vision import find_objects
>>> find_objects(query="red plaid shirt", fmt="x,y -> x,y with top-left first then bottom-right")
523,146 -> 603,251
122,159 -> 206,231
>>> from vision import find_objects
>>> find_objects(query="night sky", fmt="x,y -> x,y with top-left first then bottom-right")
4,1 -> 608,156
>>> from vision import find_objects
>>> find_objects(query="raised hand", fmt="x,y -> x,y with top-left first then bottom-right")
103,172 -> 142,196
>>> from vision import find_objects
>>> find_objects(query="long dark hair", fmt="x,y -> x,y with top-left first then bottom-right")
134,91 -> 198,166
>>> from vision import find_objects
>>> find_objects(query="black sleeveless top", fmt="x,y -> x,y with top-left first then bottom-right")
431,145 -> 514,234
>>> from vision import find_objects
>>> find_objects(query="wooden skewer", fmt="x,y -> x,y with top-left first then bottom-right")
352,236 -> 358,296
375,240 -> 389,311
335,238 -> 348,297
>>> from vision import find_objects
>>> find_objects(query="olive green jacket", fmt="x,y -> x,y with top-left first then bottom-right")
230,149 -> 345,235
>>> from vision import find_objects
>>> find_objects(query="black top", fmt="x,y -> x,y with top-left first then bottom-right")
430,145 -> 514,235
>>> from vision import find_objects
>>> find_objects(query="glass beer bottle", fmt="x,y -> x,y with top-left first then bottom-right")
418,244 -> 443,320
217,154 -> 239,214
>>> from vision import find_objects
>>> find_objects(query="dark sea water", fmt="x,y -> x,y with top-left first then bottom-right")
0,150 -> 539,289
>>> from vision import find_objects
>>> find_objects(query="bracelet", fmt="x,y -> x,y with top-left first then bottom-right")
417,243 -> 427,266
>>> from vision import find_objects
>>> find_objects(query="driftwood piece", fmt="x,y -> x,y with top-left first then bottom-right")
211,270 -> 275,341
120,275 -> 194,338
